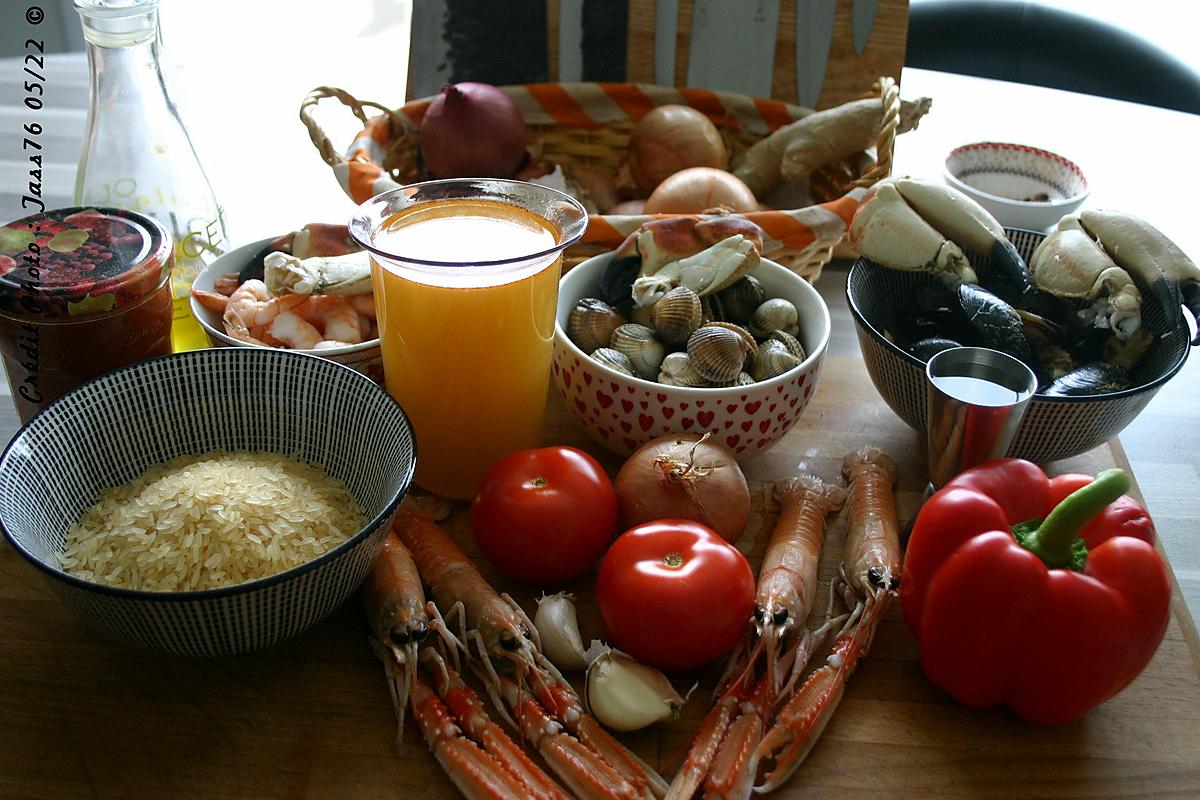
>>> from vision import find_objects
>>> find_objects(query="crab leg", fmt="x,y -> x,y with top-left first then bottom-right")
1030,216 -> 1143,340
1078,209 -> 1200,340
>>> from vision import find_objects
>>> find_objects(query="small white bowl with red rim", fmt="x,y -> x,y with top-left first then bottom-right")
553,252 -> 831,459
943,141 -> 1089,231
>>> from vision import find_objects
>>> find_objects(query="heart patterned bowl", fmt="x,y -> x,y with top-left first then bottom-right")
553,252 -> 831,459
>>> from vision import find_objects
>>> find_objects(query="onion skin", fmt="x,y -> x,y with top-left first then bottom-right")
608,199 -> 647,215
614,433 -> 751,544
628,105 -> 727,195
419,82 -> 527,179
643,167 -> 758,215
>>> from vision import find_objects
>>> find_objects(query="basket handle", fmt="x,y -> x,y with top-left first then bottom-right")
299,86 -> 406,168
851,76 -> 900,189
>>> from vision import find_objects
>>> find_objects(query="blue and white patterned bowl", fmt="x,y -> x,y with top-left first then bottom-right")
0,348 -> 416,657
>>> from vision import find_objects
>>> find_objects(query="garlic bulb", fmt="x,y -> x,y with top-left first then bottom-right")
534,592 -> 590,670
584,649 -> 686,732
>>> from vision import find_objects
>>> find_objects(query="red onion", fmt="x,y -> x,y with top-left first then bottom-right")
419,82 -> 527,179
614,433 -> 751,544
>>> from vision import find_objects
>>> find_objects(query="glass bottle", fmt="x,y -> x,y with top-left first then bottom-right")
73,0 -> 229,352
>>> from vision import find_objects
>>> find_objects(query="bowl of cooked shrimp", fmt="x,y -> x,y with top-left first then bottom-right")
190,224 -> 383,382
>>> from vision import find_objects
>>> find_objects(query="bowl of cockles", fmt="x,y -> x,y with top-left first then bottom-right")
553,215 -> 832,459
845,175 -> 1198,463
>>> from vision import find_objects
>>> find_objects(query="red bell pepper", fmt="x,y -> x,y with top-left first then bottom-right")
902,458 -> 1170,725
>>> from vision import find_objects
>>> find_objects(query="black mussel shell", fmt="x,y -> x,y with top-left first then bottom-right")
238,242 -> 274,283
908,337 -> 962,361
1042,361 -> 1130,397
982,237 -> 1035,307
598,254 -> 640,312
958,283 -> 1036,365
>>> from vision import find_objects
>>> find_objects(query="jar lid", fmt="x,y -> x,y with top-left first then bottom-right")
0,207 -> 172,320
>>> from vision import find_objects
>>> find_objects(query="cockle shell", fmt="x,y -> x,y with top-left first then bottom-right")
569,298 -> 625,355
610,323 -> 666,380
687,325 -> 754,383
658,352 -> 710,386
590,347 -> 636,376
765,329 -> 806,360
715,275 -> 766,326
650,287 -> 702,345
749,298 -> 800,338
751,339 -> 802,381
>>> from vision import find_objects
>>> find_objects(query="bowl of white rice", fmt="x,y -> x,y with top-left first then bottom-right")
0,348 -> 416,657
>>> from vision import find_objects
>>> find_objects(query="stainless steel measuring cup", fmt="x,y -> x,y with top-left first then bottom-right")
925,347 -> 1038,489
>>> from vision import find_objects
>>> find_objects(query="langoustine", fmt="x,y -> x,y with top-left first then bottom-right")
363,527 -> 569,800
395,499 -> 669,800
749,446 -> 901,793
665,472 -> 845,800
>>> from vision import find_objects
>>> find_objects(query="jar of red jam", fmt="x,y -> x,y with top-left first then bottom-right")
0,207 -> 174,423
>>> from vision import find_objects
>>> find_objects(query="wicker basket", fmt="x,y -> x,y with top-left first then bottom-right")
300,79 -> 903,281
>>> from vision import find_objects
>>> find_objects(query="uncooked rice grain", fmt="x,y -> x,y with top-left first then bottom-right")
58,451 -> 365,591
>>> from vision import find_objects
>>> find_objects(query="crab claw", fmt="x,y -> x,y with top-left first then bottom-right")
1077,209 -> 1199,343
1030,216 -> 1142,340
849,177 -> 1033,295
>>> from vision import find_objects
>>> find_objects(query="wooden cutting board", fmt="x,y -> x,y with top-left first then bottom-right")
2,356 -> 1198,799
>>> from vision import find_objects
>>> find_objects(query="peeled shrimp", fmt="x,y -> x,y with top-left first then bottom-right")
223,280 -> 303,343
294,295 -> 364,344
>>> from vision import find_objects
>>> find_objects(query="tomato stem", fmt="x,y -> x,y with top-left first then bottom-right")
663,551 -> 684,569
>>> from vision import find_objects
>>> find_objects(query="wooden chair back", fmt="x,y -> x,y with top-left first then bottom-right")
407,0 -> 908,109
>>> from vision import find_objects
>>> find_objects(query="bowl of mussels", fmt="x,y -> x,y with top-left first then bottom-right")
846,176 -> 1198,463
553,216 -> 831,459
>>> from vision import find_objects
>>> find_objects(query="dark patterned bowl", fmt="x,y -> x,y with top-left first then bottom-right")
0,348 -> 415,657
846,228 -> 1192,463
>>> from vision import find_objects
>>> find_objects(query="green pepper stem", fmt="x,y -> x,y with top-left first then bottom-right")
1023,469 -> 1129,568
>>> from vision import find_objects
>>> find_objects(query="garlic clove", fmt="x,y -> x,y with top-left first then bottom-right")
534,592 -> 590,670
584,648 -> 686,733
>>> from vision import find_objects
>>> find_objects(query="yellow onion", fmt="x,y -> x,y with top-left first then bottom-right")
614,433 -> 751,544
628,105 -> 727,195
644,167 -> 758,214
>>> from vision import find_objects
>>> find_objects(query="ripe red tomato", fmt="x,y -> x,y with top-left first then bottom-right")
595,520 -> 755,671
471,446 -> 618,583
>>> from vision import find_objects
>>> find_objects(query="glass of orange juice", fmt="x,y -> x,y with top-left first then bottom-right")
349,179 -> 587,500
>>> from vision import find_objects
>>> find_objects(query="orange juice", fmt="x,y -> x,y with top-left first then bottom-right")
367,197 -> 568,499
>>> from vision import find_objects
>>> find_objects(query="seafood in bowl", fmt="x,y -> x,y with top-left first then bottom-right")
847,176 -> 1198,396
190,223 -> 382,380
846,176 -> 1194,463
554,216 -> 831,459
